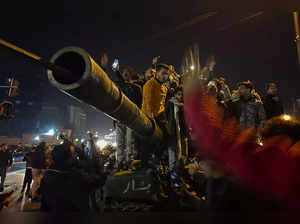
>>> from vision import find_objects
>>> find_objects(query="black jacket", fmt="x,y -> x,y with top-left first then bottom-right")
165,97 -> 187,138
0,150 -> 13,168
227,97 -> 266,129
23,152 -> 33,168
111,70 -> 143,108
116,86 -> 142,110
49,144 -> 77,171
262,95 -> 284,120
30,150 -> 46,169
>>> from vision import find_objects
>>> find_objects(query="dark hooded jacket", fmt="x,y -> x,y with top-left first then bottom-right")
262,94 -> 284,120
114,71 -> 142,108
0,150 -> 12,168
30,143 -> 47,169
165,97 -> 188,139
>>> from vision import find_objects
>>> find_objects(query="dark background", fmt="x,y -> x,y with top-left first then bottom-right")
0,0 -> 300,134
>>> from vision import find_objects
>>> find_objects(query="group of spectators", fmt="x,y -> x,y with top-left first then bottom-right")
100,54 -> 285,173
100,55 -> 188,170
0,142 -> 50,201
0,52 -> 292,212
7,143 -> 49,199
97,53 -> 298,212
184,62 -> 300,212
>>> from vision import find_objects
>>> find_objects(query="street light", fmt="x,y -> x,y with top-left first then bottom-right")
96,139 -> 107,148
45,129 -> 55,136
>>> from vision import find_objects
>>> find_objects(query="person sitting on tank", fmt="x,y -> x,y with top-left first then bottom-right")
140,63 -> 171,168
100,54 -> 142,169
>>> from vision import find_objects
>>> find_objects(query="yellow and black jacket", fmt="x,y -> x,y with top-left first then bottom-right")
141,77 -> 168,118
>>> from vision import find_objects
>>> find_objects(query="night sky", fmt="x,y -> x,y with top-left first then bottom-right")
1,0 -> 300,131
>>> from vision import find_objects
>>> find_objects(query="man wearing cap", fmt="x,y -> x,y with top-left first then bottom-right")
0,144 -> 12,192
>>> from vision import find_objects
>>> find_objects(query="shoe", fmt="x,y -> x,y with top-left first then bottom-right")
0,186 -> 4,192
160,192 -> 168,199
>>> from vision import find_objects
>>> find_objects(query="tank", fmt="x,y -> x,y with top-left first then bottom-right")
47,47 -> 163,142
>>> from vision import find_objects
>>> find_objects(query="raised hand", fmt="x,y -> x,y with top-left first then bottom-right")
152,56 -> 160,65
100,53 -> 108,68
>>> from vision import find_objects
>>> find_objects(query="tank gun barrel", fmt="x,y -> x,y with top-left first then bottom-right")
47,47 -> 163,142
0,39 -> 163,142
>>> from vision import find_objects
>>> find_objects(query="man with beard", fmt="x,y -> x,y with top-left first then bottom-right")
140,63 -> 170,168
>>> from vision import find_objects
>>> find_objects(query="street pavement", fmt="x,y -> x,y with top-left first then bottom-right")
7,162 -> 26,175
0,162 -> 40,212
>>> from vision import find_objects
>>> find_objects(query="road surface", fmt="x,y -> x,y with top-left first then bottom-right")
0,162 -> 40,212
7,162 -> 26,175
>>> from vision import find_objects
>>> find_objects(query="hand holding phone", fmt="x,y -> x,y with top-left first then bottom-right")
112,59 -> 119,70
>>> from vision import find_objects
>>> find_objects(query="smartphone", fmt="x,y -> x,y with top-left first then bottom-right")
112,59 -> 119,69
174,183 -> 180,188
170,171 -> 178,180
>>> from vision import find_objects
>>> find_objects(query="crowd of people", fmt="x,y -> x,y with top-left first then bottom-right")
98,53 -> 294,212
0,51 -> 297,213
184,65 -> 300,212
100,54 -> 286,171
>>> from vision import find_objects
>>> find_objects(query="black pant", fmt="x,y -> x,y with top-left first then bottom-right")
156,112 -> 168,136
22,168 -> 32,192
0,167 -> 7,189
206,178 -> 229,211
140,113 -> 169,168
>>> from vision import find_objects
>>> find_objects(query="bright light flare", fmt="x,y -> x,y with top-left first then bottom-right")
190,65 -> 195,70
96,139 -> 108,148
282,114 -> 292,121
34,136 -> 40,141
45,129 -> 55,136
